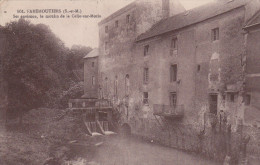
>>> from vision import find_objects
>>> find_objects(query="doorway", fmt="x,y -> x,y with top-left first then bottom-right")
209,94 -> 218,115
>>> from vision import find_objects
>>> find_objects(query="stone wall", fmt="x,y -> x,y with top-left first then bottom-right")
133,116 -> 246,163
94,0 -> 260,162
97,0 -> 185,107
131,6 -> 246,127
124,5 -> 255,162
83,57 -> 99,99
244,27 -> 260,127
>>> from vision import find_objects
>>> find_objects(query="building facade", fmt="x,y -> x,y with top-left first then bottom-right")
83,0 -> 260,161
97,0 -> 185,119
83,48 -> 99,99
243,10 -> 260,126
242,9 -> 260,159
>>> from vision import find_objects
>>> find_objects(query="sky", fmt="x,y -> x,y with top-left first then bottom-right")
0,0 -> 214,48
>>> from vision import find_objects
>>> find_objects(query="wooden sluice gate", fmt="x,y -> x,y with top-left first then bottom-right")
68,99 -> 117,136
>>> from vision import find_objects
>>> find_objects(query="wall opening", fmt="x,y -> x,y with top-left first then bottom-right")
143,68 -> 149,84
144,45 -> 149,56
121,123 -> 131,136
209,94 -> 218,115
245,94 -> 251,106
126,14 -> 130,23
211,28 -> 219,41
92,76 -> 95,86
114,76 -> 118,98
169,92 -> 177,107
170,64 -> 177,82
143,92 -> 149,104
197,65 -> 201,72
125,74 -> 130,96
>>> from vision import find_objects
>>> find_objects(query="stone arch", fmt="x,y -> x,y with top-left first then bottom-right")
121,123 -> 131,136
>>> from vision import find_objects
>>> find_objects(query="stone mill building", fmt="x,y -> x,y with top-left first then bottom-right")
82,0 -> 260,162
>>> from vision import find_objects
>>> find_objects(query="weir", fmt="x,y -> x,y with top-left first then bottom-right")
68,99 -> 117,136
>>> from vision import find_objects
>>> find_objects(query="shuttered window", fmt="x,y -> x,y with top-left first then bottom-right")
143,68 -> 149,84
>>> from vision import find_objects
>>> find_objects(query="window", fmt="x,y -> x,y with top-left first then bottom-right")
115,20 -> 119,28
105,26 -> 108,33
143,68 -> 149,84
211,28 -> 219,41
126,14 -> 130,23
144,45 -> 149,56
171,37 -> 178,49
170,92 -> 177,107
125,74 -> 130,96
105,41 -> 108,51
92,62 -> 95,67
170,37 -> 178,55
245,94 -> 251,105
197,65 -> 201,72
92,76 -> 95,86
209,94 -> 218,115
114,76 -> 118,97
104,77 -> 108,97
143,92 -> 149,104
114,76 -> 118,98
230,93 -> 235,102
170,64 -> 177,82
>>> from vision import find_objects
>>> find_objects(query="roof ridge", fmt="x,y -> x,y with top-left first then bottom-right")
98,1 -> 136,26
136,0 -> 248,42
84,48 -> 99,58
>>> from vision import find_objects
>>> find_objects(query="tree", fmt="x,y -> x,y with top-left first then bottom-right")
2,19 -> 70,123
67,45 -> 92,70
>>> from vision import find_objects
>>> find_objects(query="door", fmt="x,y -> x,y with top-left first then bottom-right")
209,94 -> 218,115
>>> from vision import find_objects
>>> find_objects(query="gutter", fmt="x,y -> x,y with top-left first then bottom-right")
243,22 -> 260,30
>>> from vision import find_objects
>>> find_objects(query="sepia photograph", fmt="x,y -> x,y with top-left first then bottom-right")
0,0 -> 260,164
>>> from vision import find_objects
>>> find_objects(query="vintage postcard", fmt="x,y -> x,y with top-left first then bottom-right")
0,0 -> 260,165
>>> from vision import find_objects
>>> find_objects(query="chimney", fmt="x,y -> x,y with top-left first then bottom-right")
162,0 -> 170,18
162,0 -> 186,18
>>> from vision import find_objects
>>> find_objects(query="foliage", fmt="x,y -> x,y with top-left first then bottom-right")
67,45 -> 92,70
218,17 -> 245,94
2,19 -> 70,118
57,82 -> 84,108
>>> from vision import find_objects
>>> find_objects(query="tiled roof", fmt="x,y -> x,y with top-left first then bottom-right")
136,0 -> 249,42
84,48 -> 99,58
98,1 -> 136,26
